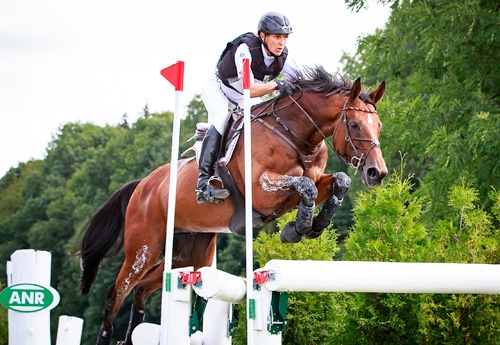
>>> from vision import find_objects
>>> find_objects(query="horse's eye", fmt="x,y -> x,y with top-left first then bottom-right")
349,121 -> 359,130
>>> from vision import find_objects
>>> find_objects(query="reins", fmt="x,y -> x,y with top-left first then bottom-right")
253,86 -> 380,174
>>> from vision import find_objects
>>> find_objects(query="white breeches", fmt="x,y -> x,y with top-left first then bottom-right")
201,77 -> 261,134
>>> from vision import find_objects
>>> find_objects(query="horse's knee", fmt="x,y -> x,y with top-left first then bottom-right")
333,172 -> 351,198
295,177 -> 318,206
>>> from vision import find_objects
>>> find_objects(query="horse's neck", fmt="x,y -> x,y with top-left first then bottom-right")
275,97 -> 331,148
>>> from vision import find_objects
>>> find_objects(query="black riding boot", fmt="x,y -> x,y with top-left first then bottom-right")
196,125 -> 229,204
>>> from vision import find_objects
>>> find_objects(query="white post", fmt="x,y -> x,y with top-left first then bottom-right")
253,269 -> 282,344
55,315 -> 84,345
242,57 -> 255,345
7,250 -> 52,345
201,299 -> 232,345
160,267 -> 193,345
193,266 -> 246,345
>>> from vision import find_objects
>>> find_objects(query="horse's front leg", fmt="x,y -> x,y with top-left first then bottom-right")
305,172 -> 351,239
260,171 -> 318,243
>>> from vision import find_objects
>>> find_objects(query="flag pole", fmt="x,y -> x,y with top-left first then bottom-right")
242,58 -> 255,345
159,61 -> 189,345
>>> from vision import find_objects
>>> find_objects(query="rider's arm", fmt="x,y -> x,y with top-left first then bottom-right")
234,44 -> 278,98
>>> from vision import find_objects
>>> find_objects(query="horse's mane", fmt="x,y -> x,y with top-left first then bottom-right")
290,65 -> 374,105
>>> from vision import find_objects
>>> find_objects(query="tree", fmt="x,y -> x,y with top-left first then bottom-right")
342,0 -> 500,221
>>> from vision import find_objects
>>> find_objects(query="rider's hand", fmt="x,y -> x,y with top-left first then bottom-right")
275,80 -> 296,96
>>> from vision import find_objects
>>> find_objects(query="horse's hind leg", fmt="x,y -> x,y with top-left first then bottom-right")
121,262 -> 163,345
121,232 -> 218,344
97,245 -> 160,345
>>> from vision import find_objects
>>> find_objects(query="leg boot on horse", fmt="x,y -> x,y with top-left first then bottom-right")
306,172 -> 351,239
195,125 -> 230,204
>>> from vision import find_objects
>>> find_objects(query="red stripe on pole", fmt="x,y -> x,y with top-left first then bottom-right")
242,58 -> 251,90
161,61 -> 184,91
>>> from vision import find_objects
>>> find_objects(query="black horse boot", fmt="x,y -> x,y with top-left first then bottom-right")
96,324 -> 113,345
123,304 -> 145,345
196,125 -> 230,204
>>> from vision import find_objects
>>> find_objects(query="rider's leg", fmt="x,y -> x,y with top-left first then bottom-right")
196,125 -> 230,204
197,78 -> 232,204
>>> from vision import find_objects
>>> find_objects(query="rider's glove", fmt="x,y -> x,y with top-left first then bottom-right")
274,80 -> 296,96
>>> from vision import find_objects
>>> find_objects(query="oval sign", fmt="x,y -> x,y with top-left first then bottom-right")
0,283 -> 60,313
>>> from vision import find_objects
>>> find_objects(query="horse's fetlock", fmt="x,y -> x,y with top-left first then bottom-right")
96,324 -> 114,345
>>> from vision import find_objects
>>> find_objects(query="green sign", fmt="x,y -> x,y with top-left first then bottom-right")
0,283 -> 60,313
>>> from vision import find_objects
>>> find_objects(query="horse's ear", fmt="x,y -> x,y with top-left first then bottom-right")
369,81 -> 386,104
350,77 -> 362,101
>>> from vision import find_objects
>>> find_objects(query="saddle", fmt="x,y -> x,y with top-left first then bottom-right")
182,109 -> 271,235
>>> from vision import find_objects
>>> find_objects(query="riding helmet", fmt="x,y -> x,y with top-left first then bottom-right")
257,12 -> 293,35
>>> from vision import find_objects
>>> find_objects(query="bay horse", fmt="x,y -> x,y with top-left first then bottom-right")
77,66 -> 387,345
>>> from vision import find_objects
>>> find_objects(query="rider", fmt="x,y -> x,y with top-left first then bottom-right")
196,12 -> 298,204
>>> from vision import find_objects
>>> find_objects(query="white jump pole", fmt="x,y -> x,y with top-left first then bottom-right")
158,61 -> 192,345
262,260 -> 500,294
242,58 -> 256,345
193,267 -> 247,303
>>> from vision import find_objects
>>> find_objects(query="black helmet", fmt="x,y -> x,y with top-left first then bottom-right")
257,12 -> 293,35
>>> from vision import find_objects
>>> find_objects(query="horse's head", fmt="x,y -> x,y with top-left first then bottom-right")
333,77 -> 388,187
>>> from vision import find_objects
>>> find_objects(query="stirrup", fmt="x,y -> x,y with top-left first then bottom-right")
196,177 -> 230,204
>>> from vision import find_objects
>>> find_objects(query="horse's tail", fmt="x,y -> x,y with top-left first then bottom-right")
77,179 -> 142,295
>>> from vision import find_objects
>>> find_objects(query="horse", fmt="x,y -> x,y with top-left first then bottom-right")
77,66 -> 387,345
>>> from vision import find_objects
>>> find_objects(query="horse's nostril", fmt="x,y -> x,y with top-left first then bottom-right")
367,167 -> 380,180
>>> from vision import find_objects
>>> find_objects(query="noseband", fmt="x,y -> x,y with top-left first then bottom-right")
332,100 -> 380,173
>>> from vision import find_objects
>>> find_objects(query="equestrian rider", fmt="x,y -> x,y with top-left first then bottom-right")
196,12 -> 298,204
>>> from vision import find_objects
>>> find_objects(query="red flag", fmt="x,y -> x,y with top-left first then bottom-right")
161,61 -> 184,91
242,58 -> 250,90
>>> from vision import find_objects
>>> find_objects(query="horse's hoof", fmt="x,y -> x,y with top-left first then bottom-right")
333,172 -> 351,198
280,221 -> 302,243
304,229 -> 323,239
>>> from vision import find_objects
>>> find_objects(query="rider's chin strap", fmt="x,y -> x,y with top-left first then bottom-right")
259,35 -> 281,58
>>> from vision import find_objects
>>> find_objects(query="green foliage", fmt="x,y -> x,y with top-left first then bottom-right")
1,0 -> 499,340
337,164 -> 500,344
0,283 -> 6,345
0,105 -> 206,343
343,0 -> 500,220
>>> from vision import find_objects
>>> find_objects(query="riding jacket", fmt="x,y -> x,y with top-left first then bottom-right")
217,32 -> 289,92
201,32 -> 296,134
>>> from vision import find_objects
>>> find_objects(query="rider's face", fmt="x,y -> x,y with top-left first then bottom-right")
261,33 -> 288,56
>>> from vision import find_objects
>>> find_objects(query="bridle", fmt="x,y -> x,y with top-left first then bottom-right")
252,87 -> 381,174
331,100 -> 380,173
